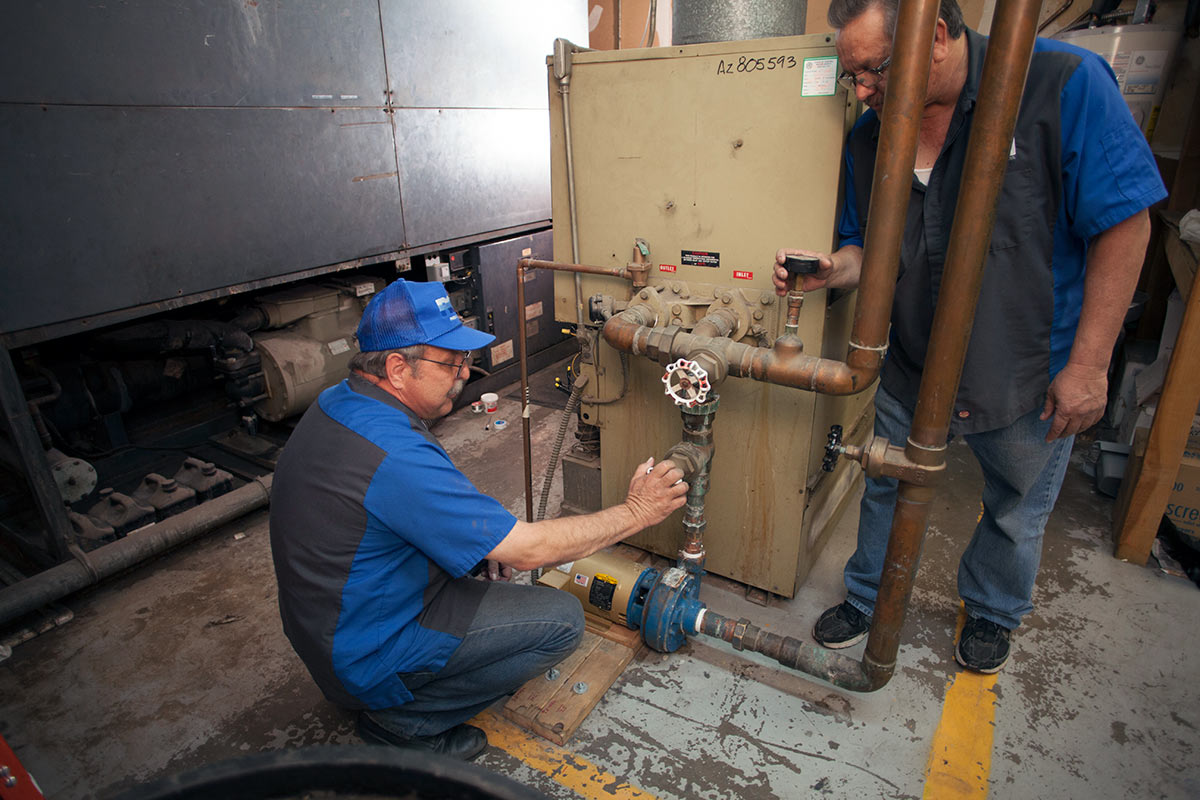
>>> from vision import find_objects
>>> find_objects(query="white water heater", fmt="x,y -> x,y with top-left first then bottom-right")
1055,23 -> 1183,141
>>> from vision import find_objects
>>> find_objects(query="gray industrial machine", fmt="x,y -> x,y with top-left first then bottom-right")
0,2 -> 586,575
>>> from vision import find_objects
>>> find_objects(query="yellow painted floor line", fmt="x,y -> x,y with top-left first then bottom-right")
472,710 -> 658,799
922,606 -> 999,799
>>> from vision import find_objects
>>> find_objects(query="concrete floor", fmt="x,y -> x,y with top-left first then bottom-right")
2,371 -> 1199,799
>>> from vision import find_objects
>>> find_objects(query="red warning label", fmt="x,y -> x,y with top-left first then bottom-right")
733,270 -> 753,280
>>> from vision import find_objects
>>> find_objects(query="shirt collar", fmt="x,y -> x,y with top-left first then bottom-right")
347,372 -> 431,433
959,28 -> 987,114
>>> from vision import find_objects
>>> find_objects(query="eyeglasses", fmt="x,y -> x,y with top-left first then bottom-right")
837,56 -> 891,91
414,350 -> 472,372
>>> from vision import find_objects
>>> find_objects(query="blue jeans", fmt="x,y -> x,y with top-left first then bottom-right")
844,384 -> 1073,630
366,581 -> 584,737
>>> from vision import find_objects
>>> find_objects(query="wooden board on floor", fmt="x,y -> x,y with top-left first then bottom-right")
502,623 -> 641,745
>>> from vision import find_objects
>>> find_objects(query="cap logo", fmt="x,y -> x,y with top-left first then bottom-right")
435,295 -> 460,322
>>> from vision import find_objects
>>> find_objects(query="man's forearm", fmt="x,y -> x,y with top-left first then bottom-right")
1067,210 -> 1151,372
493,504 -> 642,571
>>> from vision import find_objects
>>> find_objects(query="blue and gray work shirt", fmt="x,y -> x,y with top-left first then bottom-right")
270,374 -> 517,710
837,28 -> 1167,434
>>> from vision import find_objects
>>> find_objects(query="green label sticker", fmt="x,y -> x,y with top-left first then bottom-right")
802,56 -> 839,97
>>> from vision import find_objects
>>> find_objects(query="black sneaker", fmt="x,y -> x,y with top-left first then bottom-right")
955,616 -> 1012,674
357,713 -> 489,761
812,601 -> 871,649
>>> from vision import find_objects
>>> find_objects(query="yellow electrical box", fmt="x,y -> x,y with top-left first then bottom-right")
549,34 -> 874,597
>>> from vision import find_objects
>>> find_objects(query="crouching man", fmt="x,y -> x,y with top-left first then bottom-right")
270,279 -> 687,761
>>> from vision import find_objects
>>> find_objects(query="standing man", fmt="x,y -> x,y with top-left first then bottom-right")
774,0 -> 1165,672
270,279 -> 687,760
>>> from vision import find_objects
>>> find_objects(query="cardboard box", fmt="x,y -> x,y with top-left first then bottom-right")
1166,449 -> 1200,539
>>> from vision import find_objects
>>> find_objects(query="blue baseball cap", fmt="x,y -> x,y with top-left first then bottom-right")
356,279 -> 495,352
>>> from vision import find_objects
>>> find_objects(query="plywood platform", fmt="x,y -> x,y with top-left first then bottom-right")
502,615 -> 643,745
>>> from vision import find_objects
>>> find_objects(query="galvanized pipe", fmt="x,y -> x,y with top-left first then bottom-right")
700,610 -> 877,691
863,0 -> 1042,685
671,399 -> 718,579
0,475 -> 273,627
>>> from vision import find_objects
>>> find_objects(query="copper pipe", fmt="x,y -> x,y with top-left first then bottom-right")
518,258 -> 633,280
864,0 -> 1042,685
515,257 -> 640,521
846,0 -> 941,380
602,313 -> 876,394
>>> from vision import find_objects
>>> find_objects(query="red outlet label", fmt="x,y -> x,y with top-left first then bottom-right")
659,263 -> 677,273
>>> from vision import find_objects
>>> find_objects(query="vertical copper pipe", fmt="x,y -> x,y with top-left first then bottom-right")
864,0 -> 1042,682
847,0 -> 941,376
517,264 -> 534,522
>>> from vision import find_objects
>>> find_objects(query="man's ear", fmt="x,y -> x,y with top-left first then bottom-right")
385,351 -> 409,389
931,18 -> 950,63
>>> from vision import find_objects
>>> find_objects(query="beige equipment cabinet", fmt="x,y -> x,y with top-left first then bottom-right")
549,34 -> 875,598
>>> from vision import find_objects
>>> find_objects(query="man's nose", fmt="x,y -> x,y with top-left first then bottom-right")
854,82 -> 876,102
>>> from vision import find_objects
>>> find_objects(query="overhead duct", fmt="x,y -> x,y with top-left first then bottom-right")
673,0 -> 806,45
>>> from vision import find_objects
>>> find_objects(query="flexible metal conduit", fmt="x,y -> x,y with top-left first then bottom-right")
0,475 -> 272,627
537,375 -> 588,522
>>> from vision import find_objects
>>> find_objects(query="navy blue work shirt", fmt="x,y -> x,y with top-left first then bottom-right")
270,374 -> 517,710
837,29 -> 1167,434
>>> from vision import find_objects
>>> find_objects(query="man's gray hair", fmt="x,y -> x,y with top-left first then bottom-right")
349,344 -> 425,378
828,0 -> 966,39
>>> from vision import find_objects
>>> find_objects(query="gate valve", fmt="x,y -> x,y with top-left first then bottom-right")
662,358 -> 711,407
822,424 -> 844,472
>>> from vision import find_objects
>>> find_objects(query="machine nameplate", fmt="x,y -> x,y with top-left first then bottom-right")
327,338 -> 350,355
681,250 -> 719,268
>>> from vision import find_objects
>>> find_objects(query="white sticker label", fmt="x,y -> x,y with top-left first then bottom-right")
327,338 -> 350,355
490,339 -> 514,364
802,56 -> 838,97
522,247 -> 533,257
1125,50 -> 1167,95
555,562 -> 574,574
574,573 -> 590,587
354,281 -> 374,297
525,301 -> 544,320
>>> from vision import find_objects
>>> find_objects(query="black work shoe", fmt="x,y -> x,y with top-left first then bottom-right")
955,616 -> 1012,674
812,601 -> 871,649
357,713 -> 489,761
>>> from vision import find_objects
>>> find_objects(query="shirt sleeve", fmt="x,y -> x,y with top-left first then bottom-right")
837,133 -> 864,248
366,440 -> 517,578
1058,50 -> 1167,240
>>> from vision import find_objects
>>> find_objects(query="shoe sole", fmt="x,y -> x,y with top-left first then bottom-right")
358,716 -> 488,762
954,646 -> 1008,674
812,627 -> 867,650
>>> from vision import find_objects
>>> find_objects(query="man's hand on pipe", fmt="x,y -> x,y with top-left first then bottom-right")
623,457 -> 688,528
773,248 -> 836,295
1040,363 -> 1108,441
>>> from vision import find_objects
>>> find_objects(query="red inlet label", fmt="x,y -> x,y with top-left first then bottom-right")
733,270 -> 753,280
658,263 -> 678,273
